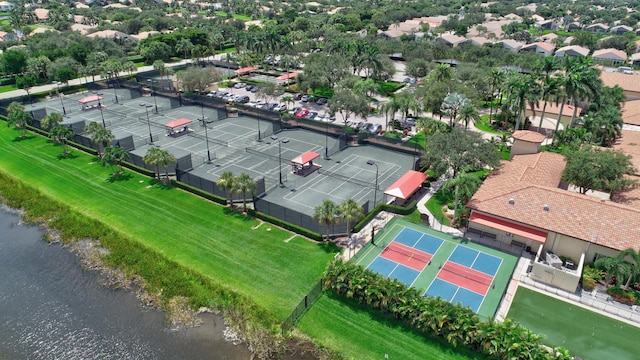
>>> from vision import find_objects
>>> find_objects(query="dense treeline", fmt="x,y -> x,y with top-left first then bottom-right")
323,260 -> 573,360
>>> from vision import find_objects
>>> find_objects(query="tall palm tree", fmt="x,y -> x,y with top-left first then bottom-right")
281,95 -> 294,110
443,172 -> 482,224
313,199 -> 338,241
176,38 -> 194,60
41,112 -> 63,131
537,78 -> 561,132
234,173 -> 256,212
485,67 -> 505,121
101,145 -> 129,177
85,122 -> 114,159
217,171 -> 237,207
416,118 -> 449,136
339,199 -> 363,239
143,147 -> 163,181
50,125 -> 74,155
432,63 -> 453,86
456,103 -> 480,130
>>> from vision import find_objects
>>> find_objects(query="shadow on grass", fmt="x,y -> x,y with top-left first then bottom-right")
323,292 -> 490,359
56,152 -> 78,160
317,241 -> 340,254
223,206 -> 254,221
106,172 -> 133,183
12,134 -> 35,142
148,178 -> 173,190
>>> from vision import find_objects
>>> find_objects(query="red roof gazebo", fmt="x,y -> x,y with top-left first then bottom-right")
276,72 -> 297,81
164,118 -> 192,136
384,170 -> 428,200
234,66 -> 258,75
291,151 -> 321,176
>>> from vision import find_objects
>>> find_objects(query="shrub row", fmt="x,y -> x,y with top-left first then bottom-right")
323,260 -> 573,360
247,208 -> 323,241
607,286 -> 640,305
171,180 -> 227,205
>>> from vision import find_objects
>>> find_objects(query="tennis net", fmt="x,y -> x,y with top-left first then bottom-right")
317,168 -> 375,189
441,262 -> 492,286
245,148 -> 285,163
383,244 -> 431,264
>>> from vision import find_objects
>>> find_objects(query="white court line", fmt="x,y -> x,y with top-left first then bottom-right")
417,233 -> 445,255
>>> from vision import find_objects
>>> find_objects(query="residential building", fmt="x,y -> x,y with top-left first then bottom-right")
632,52 -> 640,67
564,22 -> 582,32
519,42 -> 556,57
555,45 -> 590,58
435,34 -> 471,47
0,1 -> 14,11
600,71 -> 640,101
609,25 -> 633,35
497,39 -> 525,52
585,23 -> 609,33
592,48 -> 628,65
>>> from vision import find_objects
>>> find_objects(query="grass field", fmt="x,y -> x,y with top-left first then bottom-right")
298,294 -> 484,360
0,125 -> 336,319
508,287 -> 640,360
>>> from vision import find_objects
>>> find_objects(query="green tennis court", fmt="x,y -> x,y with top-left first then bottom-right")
353,217 -> 517,319
508,287 -> 639,360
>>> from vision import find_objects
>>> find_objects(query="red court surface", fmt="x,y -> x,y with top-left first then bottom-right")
380,242 -> 432,271
438,261 -> 492,295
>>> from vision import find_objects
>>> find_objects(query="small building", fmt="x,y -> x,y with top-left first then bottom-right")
519,42 -> 555,57
632,52 -> 640,67
435,34 -> 471,47
584,23 -> 609,33
564,22 -> 582,32
600,71 -> 640,101
536,19 -> 558,30
539,32 -> 558,43
0,1 -> 14,11
497,39 -> 525,52
609,24 -> 633,36
555,45 -> 590,58
510,130 -> 546,159
468,36 -> 492,47
592,48 -> 628,65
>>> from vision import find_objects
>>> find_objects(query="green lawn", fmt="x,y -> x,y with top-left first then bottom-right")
474,114 -> 509,135
215,11 -> 252,21
0,84 -> 18,93
508,287 -> 640,360
298,294 -> 483,360
0,125 -> 336,320
425,188 -> 452,227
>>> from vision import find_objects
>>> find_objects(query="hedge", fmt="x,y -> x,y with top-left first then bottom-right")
247,208 -> 323,241
171,180 -> 227,206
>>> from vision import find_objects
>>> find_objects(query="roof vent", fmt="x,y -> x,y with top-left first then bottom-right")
543,204 -> 550,211
508,198 -> 515,205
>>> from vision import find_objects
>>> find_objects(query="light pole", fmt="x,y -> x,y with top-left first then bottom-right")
97,93 -> 106,127
366,160 -> 379,209
147,79 -> 158,113
112,76 -> 119,104
140,103 -> 153,145
324,121 -> 329,159
278,138 -> 283,185
200,105 -> 211,162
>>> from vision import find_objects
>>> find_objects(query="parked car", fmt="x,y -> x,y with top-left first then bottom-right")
235,95 -> 250,104
404,117 -> 417,126
207,91 -> 217,98
274,104 -> 287,112
234,82 -> 246,89
291,107 -> 302,114
361,123 -> 373,132
250,87 -> 257,93
215,91 -> 228,98
305,111 -> 318,119
245,85 -> 255,92
266,103 -> 278,110
316,98 -> 328,106
295,109 -> 310,118
293,93 -> 304,100
301,95 -> 311,103
354,122 -> 365,130
369,124 -> 382,134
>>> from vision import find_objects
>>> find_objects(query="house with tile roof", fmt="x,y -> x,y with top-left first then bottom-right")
609,25 -> 633,36
600,71 -> 640,101
592,48 -> 628,65
497,39 -> 524,52
632,52 -> 640,67
435,34 -> 471,47
519,42 -> 556,57
467,151 -> 640,291
565,22 -> 582,32
585,23 -> 609,33
555,45 -> 590,58
621,99 -> 640,126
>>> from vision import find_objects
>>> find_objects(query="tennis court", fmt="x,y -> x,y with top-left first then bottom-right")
354,218 -> 517,318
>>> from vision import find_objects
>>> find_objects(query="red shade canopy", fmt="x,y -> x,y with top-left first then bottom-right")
469,212 -> 547,243
164,118 -> 192,129
291,151 -> 320,165
276,72 -> 297,80
384,170 -> 427,199
78,95 -> 103,104
234,66 -> 258,75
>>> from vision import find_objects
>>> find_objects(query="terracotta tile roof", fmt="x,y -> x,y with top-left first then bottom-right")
613,130 -> 640,171
613,175 -> 640,209
469,152 -> 640,251
622,100 -> 640,125
530,101 -> 581,116
556,45 -> 590,57
600,72 -> 640,93
513,130 -> 546,143
593,48 -> 628,61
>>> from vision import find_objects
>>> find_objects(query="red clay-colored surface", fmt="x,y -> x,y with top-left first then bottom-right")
437,261 -> 492,295
380,242 -> 431,271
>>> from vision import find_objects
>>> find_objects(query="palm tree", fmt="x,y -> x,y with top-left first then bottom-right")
313,199 -> 338,241
537,78 -> 560,132
85,122 -> 114,159
234,173 -> 256,212
7,102 -> 31,139
41,112 -> 63,131
485,67 -> 505,121
416,118 -> 449,136
456,103 -> 480,129
50,125 -> 74,155
153,60 -> 167,80
281,95 -> 294,110
432,63 -> 453,87
339,199 -> 363,239
176,38 -> 194,60
595,255 -> 630,286
101,145 -> 129,177
441,93 -> 470,127
616,248 -> 640,289
217,171 -> 237,207
144,147 -> 163,181
443,172 -> 482,224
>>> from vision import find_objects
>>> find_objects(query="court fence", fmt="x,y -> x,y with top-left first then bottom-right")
282,278 -> 323,334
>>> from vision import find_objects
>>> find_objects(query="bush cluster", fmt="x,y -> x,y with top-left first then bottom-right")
323,260 -> 573,360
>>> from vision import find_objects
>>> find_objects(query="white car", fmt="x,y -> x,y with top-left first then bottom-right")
274,104 -> 287,112
234,82 -> 246,89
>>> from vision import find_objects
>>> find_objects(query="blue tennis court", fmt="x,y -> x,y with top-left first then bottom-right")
425,278 -> 485,312
394,228 -> 443,255
449,245 -> 502,276
367,257 -> 420,286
